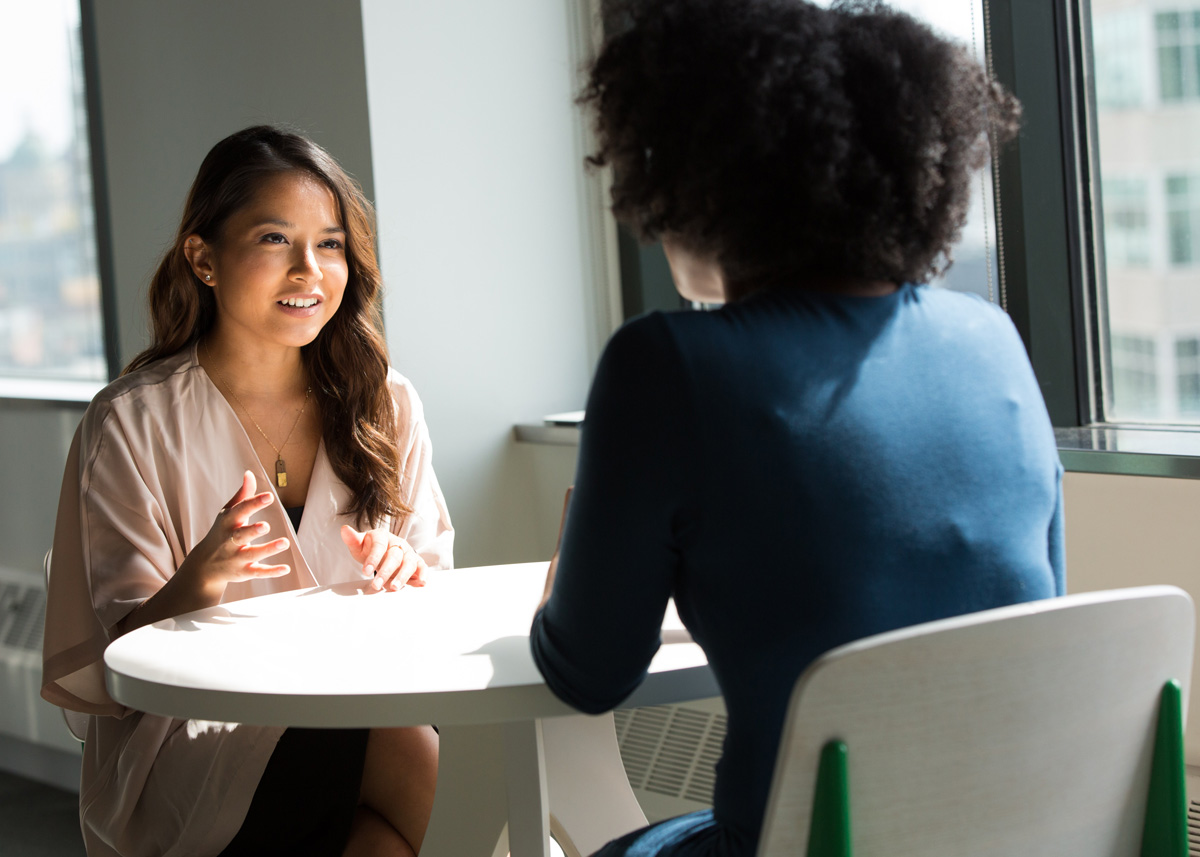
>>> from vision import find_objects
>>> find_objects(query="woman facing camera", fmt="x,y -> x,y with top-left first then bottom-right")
42,126 -> 453,857
531,1 -> 1060,855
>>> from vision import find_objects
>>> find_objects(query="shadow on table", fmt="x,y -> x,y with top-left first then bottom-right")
297,579 -> 374,597
156,608 -> 255,632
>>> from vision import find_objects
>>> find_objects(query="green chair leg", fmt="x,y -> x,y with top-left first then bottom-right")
807,740 -> 851,857
1141,680 -> 1188,857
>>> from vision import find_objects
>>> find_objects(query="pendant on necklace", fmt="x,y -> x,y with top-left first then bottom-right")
276,458 -> 288,488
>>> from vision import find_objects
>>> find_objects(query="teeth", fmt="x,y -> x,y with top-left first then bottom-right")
280,298 -> 319,308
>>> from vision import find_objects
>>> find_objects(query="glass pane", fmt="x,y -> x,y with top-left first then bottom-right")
1160,46 -> 1184,100
0,0 -> 106,383
1095,10 -> 1147,108
1157,11 -> 1181,31
1102,177 -> 1151,267
1177,336 -> 1200,413
1093,1 -> 1200,422
807,0 -> 1002,303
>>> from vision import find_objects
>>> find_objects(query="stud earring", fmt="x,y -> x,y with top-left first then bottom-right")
205,275 -> 212,282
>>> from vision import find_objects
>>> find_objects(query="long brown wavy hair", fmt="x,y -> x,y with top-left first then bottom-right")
125,125 -> 406,528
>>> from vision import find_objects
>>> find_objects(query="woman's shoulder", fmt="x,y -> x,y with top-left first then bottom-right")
79,348 -> 203,445
602,310 -> 699,364
90,348 -> 198,411
906,286 -> 1027,350
911,284 -> 1014,322
384,366 -> 428,429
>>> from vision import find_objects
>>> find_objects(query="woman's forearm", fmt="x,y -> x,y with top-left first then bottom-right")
116,558 -> 226,636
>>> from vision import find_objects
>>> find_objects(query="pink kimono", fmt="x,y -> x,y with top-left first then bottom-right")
41,345 -> 454,857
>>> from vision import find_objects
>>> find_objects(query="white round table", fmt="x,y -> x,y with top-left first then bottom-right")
104,562 -> 718,857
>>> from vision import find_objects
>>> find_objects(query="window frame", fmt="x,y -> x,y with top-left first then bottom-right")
81,0 -> 121,385
985,0 -> 1100,429
0,0 -> 120,403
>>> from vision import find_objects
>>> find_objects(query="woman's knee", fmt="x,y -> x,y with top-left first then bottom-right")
359,726 -> 439,852
342,806 -> 415,857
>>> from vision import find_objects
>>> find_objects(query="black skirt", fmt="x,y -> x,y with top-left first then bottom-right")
219,727 -> 370,857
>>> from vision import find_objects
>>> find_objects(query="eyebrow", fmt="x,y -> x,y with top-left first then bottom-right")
250,218 -> 345,234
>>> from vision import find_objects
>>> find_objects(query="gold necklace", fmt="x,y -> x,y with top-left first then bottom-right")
203,343 -> 312,488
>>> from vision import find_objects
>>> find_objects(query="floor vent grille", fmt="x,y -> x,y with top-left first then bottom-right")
0,578 -> 45,653
614,704 -> 726,805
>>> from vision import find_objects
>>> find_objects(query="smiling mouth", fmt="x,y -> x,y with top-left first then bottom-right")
279,298 -> 320,308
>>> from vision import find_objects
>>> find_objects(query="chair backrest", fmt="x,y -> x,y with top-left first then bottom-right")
43,548 -> 89,743
757,586 -> 1195,857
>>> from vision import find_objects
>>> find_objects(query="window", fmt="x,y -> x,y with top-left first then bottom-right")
1175,336 -> 1200,415
1110,334 -> 1159,418
1166,174 -> 1200,264
1080,1 -> 1200,424
0,1 -> 109,392
1102,177 -> 1151,268
1156,10 -> 1200,102
1095,9 -> 1147,108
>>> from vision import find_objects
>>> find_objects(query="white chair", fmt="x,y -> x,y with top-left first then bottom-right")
757,586 -> 1194,857
43,548 -> 89,743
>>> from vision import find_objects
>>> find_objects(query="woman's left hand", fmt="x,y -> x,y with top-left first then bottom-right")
340,525 -> 427,591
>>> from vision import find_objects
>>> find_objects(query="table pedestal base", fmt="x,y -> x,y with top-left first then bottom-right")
422,712 -> 648,857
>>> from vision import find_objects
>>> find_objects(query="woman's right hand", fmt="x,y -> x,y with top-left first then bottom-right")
117,472 -> 291,636
180,470 -> 292,591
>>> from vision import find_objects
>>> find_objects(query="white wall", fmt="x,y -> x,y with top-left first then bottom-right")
361,0 -> 616,567
1062,471 -> 1200,754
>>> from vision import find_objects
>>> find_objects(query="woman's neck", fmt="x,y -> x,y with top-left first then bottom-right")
729,275 -> 901,302
199,333 -> 308,399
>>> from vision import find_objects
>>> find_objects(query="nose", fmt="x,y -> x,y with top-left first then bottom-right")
290,243 -> 324,284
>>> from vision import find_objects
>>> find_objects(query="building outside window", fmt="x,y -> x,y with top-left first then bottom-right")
1156,10 -> 1200,102
1102,177 -> 1152,268
1110,333 -> 1160,417
1095,9 -> 1148,108
0,1 -> 107,390
1166,173 -> 1200,264
1175,335 -> 1200,415
1091,0 -> 1200,423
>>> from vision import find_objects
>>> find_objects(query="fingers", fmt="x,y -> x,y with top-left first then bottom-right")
246,560 -> 292,578
231,534 -> 290,558
376,542 -> 425,592
230,520 -> 269,545
340,524 -> 365,558
223,471 -> 257,512
227,490 -> 274,525
361,531 -> 390,579
230,535 -> 293,580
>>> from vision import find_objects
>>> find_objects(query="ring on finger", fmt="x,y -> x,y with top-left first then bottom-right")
229,534 -> 238,545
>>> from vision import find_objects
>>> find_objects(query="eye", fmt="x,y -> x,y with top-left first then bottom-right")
319,238 -> 344,250
261,232 -> 288,245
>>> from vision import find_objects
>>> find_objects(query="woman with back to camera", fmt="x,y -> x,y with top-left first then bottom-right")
42,126 -> 453,857
530,1 -> 1062,855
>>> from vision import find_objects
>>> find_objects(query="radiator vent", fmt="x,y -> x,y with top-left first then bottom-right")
1189,798 -> 1200,855
614,704 -> 726,805
0,578 -> 45,653
0,566 -> 81,758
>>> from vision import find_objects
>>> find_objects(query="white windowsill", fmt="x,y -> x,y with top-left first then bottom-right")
0,377 -> 107,405
515,417 -> 1200,481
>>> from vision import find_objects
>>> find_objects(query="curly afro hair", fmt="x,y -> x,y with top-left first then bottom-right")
581,0 -> 1022,295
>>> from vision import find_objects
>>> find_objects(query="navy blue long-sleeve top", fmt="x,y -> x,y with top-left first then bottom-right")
530,284 -> 1064,855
